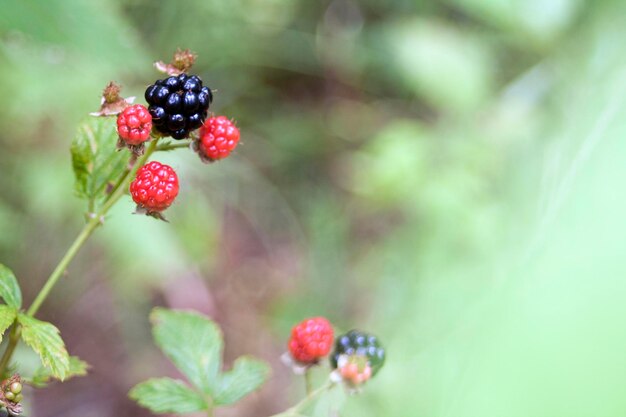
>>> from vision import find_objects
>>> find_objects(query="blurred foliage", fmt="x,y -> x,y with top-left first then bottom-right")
1,0 -> 626,416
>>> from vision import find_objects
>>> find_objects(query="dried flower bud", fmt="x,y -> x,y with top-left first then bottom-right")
155,48 -> 197,75
90,81 -> 135,117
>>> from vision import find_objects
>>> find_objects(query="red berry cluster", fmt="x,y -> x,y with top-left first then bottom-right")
284,317 -> 385,389
197,116 -> 241,162
117,104 -> 153,145
130,161 -> 179,214
288,317 -> 334,364
104,52 -> 242,219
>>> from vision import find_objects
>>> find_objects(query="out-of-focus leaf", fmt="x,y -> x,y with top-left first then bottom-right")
150,308 -> 223,395
389,19 -> 493,112
129,378 -> 208,414
18,314 -> 70,380
450,0 -> 581,43
349,121 -> 428,207
0,264 -> 22,309
0,305 -> 17,344
70,117 -> 128,210
214,356 -> 270,405
29,356 -> 89,388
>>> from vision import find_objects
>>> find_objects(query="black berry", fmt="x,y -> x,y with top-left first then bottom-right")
331,329 -> 385,375
145,74 -> 212,139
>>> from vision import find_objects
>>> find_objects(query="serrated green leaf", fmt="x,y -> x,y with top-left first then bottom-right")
18,314 -> 69,380
71,117 -> 128,209
214,356 -> 270,405
0,264 -> 22,308
29,356 -> 89,388
150,308 -> 223,395
0,305 -> 17,343
129,378 -> 208,414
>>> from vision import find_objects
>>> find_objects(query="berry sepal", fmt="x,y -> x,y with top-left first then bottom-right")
90,81 -> 135,117
117,138 -> 147,157
133,205 -> 169,222
280,351 -> 313,375
154,48 -> 198,76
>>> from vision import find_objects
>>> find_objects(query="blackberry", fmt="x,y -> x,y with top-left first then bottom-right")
331,330 -> 385,376
144,74 -> 212,139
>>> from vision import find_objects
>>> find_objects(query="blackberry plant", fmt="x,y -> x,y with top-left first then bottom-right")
0,50 -> 386,417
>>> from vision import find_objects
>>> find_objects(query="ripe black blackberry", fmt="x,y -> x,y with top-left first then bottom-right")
144,74 -> 212,139
331,330 -> 385,375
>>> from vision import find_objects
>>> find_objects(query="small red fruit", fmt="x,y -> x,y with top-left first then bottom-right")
117,104 -> 153,145
288,317 -> 334,364
196,116 -> 240,162
130,161 -> 179,213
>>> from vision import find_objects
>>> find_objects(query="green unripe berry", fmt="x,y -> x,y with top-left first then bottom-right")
4,391 -> 15,401
14,393 -> 22,403
9,382 -> 22,395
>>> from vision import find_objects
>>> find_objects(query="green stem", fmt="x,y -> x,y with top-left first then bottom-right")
156,141 -> 191,152
304,369 -> 313,396
26,218 -> 100,317
103,151 -> 141,205
28,140 -> 158,317
0,324 -> 21,377
270,381 -> 334,417
0,140 -> 159,376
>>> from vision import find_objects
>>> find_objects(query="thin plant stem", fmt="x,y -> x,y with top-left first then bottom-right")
103,153 -> 138,205
270,381 -> 335,417
0,139 -> 159,376
304,369 -> 313,396
26,218 -> 101,317
0,325 -> 21,376
156,141 -> 191,152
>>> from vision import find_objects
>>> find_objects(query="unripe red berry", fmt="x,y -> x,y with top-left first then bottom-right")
288,317 -> 334,364
196,116 -> 240,162
130,161 -> 179,213
117,104 -> 153,145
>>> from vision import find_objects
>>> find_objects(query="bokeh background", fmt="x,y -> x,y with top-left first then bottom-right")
2,0 -> 626,416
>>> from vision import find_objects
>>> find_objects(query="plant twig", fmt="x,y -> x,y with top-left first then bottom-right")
269,381 -> 335,417
156,141 -> 191,152
0,140 -> 159,376
304,369 -> 313,396
0,323 -> 21,376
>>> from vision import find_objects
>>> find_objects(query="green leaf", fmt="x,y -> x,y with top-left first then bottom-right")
29,356 -> 89,388
18,314 -> 70,380
129,378 -> 208,414
0,305 -> 17,343
71,117 -> 128,209
214,356 -> 270,405
0,264 -> 22,308
150,308 -> 223,395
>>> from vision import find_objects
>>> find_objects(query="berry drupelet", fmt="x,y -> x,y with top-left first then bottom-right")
117,104 -> 153,145
130,161 -> 179,214
144,74 -> 212,139
288,317 -> 334,364
196,116 -> 241,162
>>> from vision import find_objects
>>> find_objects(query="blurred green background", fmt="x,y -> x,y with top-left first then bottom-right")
2,0 -> 626,416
